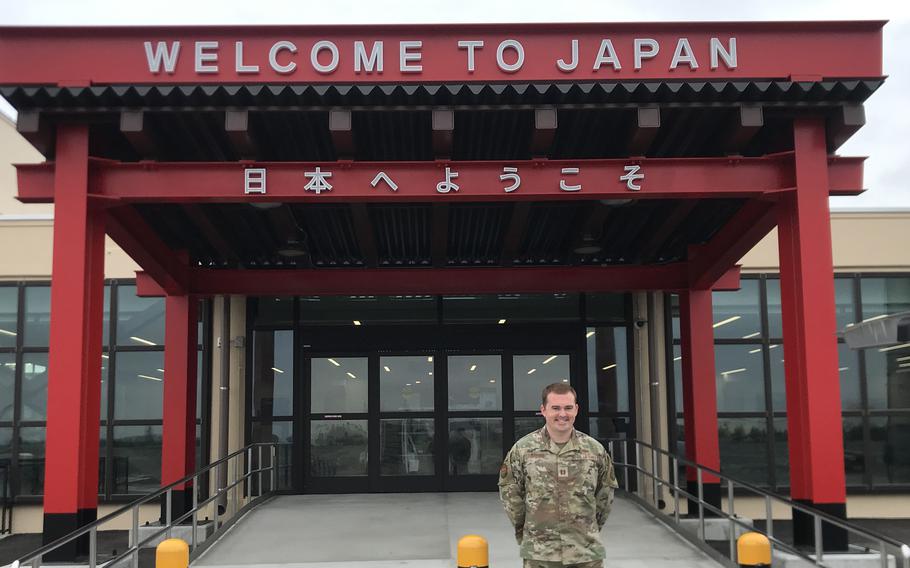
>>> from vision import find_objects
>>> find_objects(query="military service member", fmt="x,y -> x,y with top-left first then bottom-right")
499,382 -> 618,568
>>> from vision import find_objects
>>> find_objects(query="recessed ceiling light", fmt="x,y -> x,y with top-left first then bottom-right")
489,379 -> 496,383
602,364 -> 616,371
586,331 -> 595,338
470,365 -> 477,372
748,348 -> 761,354
353,320 -> 362,326
130,336 -> 157,346
415,380 -> 421,384
271,367 -> 284,374
0,328 -> 16,337
384,366 -> 391,372
712,316 -> 741,329
346,372 -> 356,379
137,374 -> 162,382
542,355 -> 557,365
328,358 -> 340,366
427,356 -> 433,362
527,368 -> 536,375
498,319 -> 506,325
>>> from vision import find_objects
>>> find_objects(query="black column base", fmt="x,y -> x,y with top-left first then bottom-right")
793,500 -> 848,552
685,481 -> 721,518
160,487 -> 194,525
42,508 -> 97,561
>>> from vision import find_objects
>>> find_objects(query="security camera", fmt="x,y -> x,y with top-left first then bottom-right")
634,320 -> 647,328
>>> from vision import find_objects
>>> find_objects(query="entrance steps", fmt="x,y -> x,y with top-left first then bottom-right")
192,493 -> 722,568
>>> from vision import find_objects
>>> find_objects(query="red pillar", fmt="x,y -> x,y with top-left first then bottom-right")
42,124 -> 106,559
678,289 -> 722,513
778,116 -> 848,550
161,294 -> 198,519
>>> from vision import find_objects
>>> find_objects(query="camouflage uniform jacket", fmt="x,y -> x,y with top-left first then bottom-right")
498,427 -> 618,563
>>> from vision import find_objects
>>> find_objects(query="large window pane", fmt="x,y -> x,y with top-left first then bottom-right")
514,416 -> 544,441
672,345 -> 682,413
310,357 -> 368,414
869,416 -> 910,485
252,330 -> 294,418
112,425 -> 162,494
448,418 -> 502,475
718,418 -> 769,485
18,426 -> 46,495
843,416 -> 865,486
589,417 -> 631,443
380,356 -> 434,412
0,427 -> 12,497
443,294 -> 579,323
513,354 -> 571,411
837,344 -> 862,411
380,418 -> 434,476
114,351 -> 164,420
448,355 -> 501,411
586,327 -> 629,413
585,294 -> 627,322
712,280 -> 761,339
0,353 -> 14,421
861,277 -> 910,321
251,420 -> 293,490
865,348 -> 910,410
21,353 -> 48,421
24,286 -> 50,347
116,285 -> 165,346
767,278 -> 856,338
0,287 -> 17,349
772,418 -> 789,488
715,345 -> 766,412
254,296 -> 294,327
310,420 -> 368,477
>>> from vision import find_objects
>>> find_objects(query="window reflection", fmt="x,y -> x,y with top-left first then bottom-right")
0,354 -> 14,422
767,278 -> 856,338
861,277 -> 910,321
251,420 -> 293,490
448,418 -> 502,475
514,417 -> 544,441
513,354 -> 571,412
866,348 -> 910,410
448,355 -> 501,411
114,351 -> 164,420
252,330 -> 294,418
718,418 -> 768,485
310,420 -> 368,477
112,425 -> 162,494
586,327 -> 628,413
0,287 -> 17,349
715,345 -> 766,412
24,286 -> 50,348
116,285 -> 165,345
311,357 -> 368,414
18,427 -> 46,495
711,280 -> 761,339
869,416 -> 910,485
843,417 -> 865,486
20,353 -> 48,421
380,418 -> 434,476
380,356 -> 434,412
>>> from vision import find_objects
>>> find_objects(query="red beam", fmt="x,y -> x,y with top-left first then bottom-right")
0,22 -> 883,85
162,295 -> 198,493
688,200 -> 777,290
105,206 -> 188,295
16,155 -> 865,204
136,264 -> 740,297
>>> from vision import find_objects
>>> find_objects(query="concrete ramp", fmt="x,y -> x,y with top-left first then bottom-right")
194,493 -> 722,568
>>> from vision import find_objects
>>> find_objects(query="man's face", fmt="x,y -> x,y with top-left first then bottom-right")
540,391 -> 578,434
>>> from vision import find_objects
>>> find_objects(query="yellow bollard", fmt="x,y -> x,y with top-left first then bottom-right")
156,538 -> 189,568
737,531 -> 771,567
457,534 -> 489,568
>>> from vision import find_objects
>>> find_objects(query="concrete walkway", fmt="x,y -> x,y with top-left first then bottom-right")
194,493 -> 722,568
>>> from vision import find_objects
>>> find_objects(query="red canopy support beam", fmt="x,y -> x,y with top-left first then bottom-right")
42,124 -> 106,560
136,264 -> 740,297
15,155 -> 866,204
105,205 -> 188,295
161,293 -> 199,520
678,288 -> 722,514
780,117 -> 848,551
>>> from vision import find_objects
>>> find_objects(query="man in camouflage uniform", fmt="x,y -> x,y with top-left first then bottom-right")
499,383 -> 618,568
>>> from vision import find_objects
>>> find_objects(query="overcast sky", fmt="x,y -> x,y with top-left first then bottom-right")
3,0 -> 908,209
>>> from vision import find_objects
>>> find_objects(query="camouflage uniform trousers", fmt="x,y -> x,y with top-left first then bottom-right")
522,560 -> 604,568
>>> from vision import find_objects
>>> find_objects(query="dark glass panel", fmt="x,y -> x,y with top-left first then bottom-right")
442,293 -> 579,323
379,418 -> 435,476
116,285 -> 165,346
715,344 -> 766,412
300,295 -> 437,325
20,353 -> 48,421
712,279 -> 761,339
672,345 -> 682,414
447,355 -> 501,411
448,418 -> 502,476
112,425 -> 162,494
586,327 -> 629,413
669,294 -> 680,341
866,348 -> 910,410
380,356 -> 434,412
253,296 -> 294,327
861,277 -> 910,321
514,417 -> 544,441
252,330 -> 294,419
113,351 -> 164,420
869,416 -> 910,485
843,416 -> 866,486
251,420 -> 293,490
585,293 -> 627,322
0,286 -> 17,349
513,354 -> 571,412
18,426 -> 46,495
772,418 -> 789,488
309,419 -> 368,477
718,417 -> 769,486
310,357 -> 368,414
23,286 -> 50,347
589,417 -> 631,443
0,353 -> 14,422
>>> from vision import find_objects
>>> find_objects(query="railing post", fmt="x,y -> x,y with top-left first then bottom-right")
89,526 -> 97,568
271,444 -> 277,492
814,515 -> 824,562
881,540 -> 888,568
652,447 -> 659,507
728,479 -> 736,562
765,494 -> 773,547
258,445 -> 263,498
672,456 -> 680,524
191,473 -> 198,551
697,468 -> 705,541
131,504 -> 140,568
246,447 -> 253,498
623,440 -> 630,492
901,544 -> 910,568
635,443 -> 642,497
166,488 -> 173,539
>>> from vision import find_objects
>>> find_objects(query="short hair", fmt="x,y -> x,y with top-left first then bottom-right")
541,383 -> 577,407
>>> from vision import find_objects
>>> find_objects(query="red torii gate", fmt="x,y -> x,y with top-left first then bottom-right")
1,21 -> 884,557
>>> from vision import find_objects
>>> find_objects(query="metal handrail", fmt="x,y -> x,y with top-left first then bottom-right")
607,438 -> 910,568
9,442 -> 280,568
